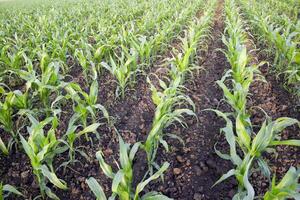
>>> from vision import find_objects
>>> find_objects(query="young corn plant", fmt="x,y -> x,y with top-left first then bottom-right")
144,75 -> 195,167
128,34 -> 154,68
65,80 -> 109,129
0,86 -> 28,155
264,167 -> 300,200
86,133 -> 171,200
0,183 -> 24,200
101,49 -> 138,99
74,41 -> 98,82
20,114 -> 68,199
15,53 -> 65,110
0,45 -> 25,71
61,113 -> 101,162
212,1 -> 300,199
211,110 -> 300,199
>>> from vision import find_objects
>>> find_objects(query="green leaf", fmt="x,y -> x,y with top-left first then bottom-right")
129,142 -> 140,162
111,170 -> 124,193
45,186 -> 60,200
89,80 -> 99,105
77,123 -> 100,137
236,115 -> 251,150
94,104 -> 110,121
96,151 -> 114,179
86,177 -> 107,200
118,134 -> 130,171
3,184 -> 24,197
270,139 -> 300,146
141,192 -> 173,200
0,137 -> 8,155
135,162 -> 169,196
213,169 -> 235,187
272,117 -> 299,134
20,135 -> 37,166
40,165 -> 67,189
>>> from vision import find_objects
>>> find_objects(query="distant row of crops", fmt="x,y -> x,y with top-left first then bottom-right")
239,0 -> 300,96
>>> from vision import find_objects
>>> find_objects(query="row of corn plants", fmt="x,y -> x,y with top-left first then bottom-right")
144,2 -> 216,169
84,1 -> 217,199
211,0 -> 300,199
237,0 -> 300,97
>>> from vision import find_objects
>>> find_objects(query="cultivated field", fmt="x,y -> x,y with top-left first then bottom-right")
0,0 -> 299,199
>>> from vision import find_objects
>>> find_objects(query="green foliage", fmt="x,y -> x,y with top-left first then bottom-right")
62,114 -> 101,161
20,114 -> 67,199
0,182 -> 24,200
65,80 -> 109,128
239,0 -> 300,96
86,133 -> 172,200
264,167 -> 300,200
0,85 -> 28,155
213,1 -> 300,199
144,75 -> 195,166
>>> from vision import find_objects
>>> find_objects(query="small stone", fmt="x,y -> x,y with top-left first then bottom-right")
206,159 -> 216,168
21,170 -> 30,179
173,168 -> 182,175
193,192 -> 202,200
139,124 -> 144,130
198,186 -> 204,192
176,155 -> 184,163
71,187 -> 80,195
194,166 -> 202,176
281,105 -> 288,111
103,148 -> 113,156
199,161 -> 205,168
186,159 -> 191,166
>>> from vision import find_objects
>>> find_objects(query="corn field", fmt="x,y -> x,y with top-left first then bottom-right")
0,0 -> 299,199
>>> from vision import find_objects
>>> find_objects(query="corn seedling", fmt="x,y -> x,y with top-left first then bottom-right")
61,113 -> 101,162
0,45 -> 24,71
211,2 -> 300,198
264,167 -> 300,200
0,85 -> 28,155
144,75 -> 195,167
20,114 -> 68,199
101,49 -> 138,99
14,53 -> 65,110
65,80 -> 109,129
86,133 -> 172,200
0,183 -> 24,200
74,40 -> 98,81
220,0 -> 265,129
211,108 -> 300,199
